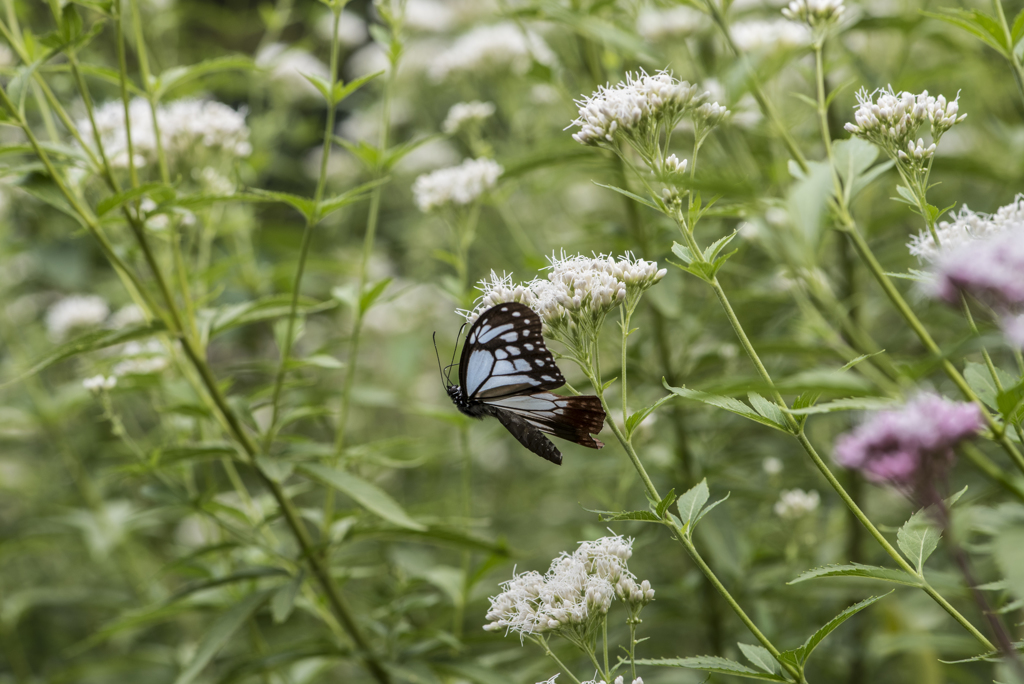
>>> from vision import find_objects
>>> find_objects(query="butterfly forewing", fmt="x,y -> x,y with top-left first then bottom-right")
459,303 -> 564,399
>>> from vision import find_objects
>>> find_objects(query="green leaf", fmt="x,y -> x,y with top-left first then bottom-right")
172,590 -> 272,684
2,322 -> 167,388
663,381 -> 791,432
16,172 -> 84,224
787,397 -> 899,415
300,71 -> 333,103
625,393 -> 675,437
671,241 -> 696,265
298,463 -> 426,531
270,572 -> 304,624
677,478 -> 709,529
96,182 -> 174,217
1012,8 -> 1024,47
994,523 -> 1024,602
747,392 -> 789,428
243,188 -> 317,221
360,277 -> 392,313
963,361 -> 1019,411
894,184 -> 918,206
997,380 -> 1024,426
587,508 -> 664,524
703,231 -> 738,261
940,640 -> 1024,664
656,489 -> 677,519
318,177 -> 387,221
738,643 -> 778,674
332,69 -> 384,104
152,55 -> 254,101
634,656 -> 787,682
693,493 -> 730,528
790,563 -> 921,587
592,181 -> 659,210
785,593 -> 892,666
832,138 -> 887,205
158,442 -> 237,465
922,9 -> 1010,55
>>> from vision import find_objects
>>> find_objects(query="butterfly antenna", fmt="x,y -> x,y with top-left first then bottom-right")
432,332 -> 448,388
445,323 -> 465,384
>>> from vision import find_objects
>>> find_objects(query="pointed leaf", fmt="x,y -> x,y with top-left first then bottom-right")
703,230 -> 738,261
693,493 -> 730,528
625,393 -> 676,437
1013,8 -> 1024,46
244,188 -> 317,221
790,563 -> 921,587
738,643 -> 778,674
592,181 -> 659,210
794,592 -> 892,666
586,508 -> 663,524
270,572 -> 304,624
332,69 -> 384,104
747,392 -> 789,429
787,397 -> 899,415
634,656 -> 787,681
897,508 -> 941,573
298,463 -> 426,531
173,590 -> 272,684
655,489 -> 677,519
360,277 -> 392,313
2,322 -> 166,388
96,182 -> 174,217
677,479 -> 709,528
318,177 -> 388,221
663,381 -> 790,432
671,241 -> 696,265
152,55 -> 254,100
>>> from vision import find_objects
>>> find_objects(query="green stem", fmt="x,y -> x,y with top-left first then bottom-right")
535,637 -> 583,684
0,83 -> 392,684
590,380 -> 804,681
266,7 -> 345,451
700,0 -> 809,173
127,0 -> 170,183
602,617 -> 610,682
992,0 -> 1024,111
334,41 -> 399,460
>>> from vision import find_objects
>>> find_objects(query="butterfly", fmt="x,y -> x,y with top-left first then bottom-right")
441,302 -> 605,465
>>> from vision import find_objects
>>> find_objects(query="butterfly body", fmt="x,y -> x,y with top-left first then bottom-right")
446,303 -> 606,465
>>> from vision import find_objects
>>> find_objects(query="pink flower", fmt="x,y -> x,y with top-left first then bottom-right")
932,227 -> 1024,309
834,394 -> 983,488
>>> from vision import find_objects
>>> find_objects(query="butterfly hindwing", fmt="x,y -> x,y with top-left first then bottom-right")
487,393 -> 605,449
459,303 -> 564,399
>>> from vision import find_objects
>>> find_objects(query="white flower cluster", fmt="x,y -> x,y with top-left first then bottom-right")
412,157 -> 503,212
112,339 -> 169,377
773,488 -> 821,519
110,304 -> 146,329
83,374 -> 117,392
442,100 -> 496,134
78,98 -> 252,170
464,254 -> 667,332
483,536 -> 653,638
429,23 -> 556,81
637,6 -> 706,41
46,294 -> 109,341
731,19 -> 810,52
781,0 -> 845,26
843,86 -> 966,161
909,194 -> 1024,261
570,70 -> 709,146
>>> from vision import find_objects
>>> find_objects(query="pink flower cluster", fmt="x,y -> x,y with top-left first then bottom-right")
932,228 -> 1024,308
931,227 -> 1024,347
834,394 -> 982,487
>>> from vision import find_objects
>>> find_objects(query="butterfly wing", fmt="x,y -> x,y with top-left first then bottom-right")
488,393 -> 605,449
458,303 -> 564,399
483,405 -> 565,465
